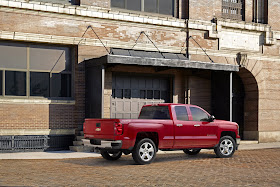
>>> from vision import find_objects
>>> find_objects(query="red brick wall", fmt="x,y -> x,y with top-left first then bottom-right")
189,0 -> 221,21
0,104 -> 49,129
49,104 -> 76,129
0,11 -> 185,50
268,1 -> 280,30
245,0 -> 253,22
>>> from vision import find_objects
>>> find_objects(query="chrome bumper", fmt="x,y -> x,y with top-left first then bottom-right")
236,138 -> 241,145
236,138 -> 241,150
82,139 -> 122,149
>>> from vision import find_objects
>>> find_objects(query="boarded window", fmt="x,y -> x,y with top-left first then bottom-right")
111,0 -> 174,16
0,43 -> 27,69
127,0 -> 141,11
0,71 -> 2,95
30,46 -> 71,73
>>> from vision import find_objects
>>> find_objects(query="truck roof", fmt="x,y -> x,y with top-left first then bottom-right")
143,103 -> 198,107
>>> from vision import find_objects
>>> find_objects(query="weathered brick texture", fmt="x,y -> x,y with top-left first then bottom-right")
268,1 -> 280,30
189,0 -> 221,21
0,103 -> 49,129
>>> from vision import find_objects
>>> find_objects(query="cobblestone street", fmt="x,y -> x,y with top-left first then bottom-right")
0,148 -> 279,187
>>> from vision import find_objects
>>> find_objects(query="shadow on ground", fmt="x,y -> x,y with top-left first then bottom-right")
61,152 -> 217,167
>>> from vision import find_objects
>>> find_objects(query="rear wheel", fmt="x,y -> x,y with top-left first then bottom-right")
100,150 -> 122,161
214,136 -> 236,158
183,148 -> 201,155
132,138 -> 156,165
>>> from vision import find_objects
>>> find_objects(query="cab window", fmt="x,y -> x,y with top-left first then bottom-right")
174,106 -> 189,121
190,107 -> 209,121
139,106 -> 170,119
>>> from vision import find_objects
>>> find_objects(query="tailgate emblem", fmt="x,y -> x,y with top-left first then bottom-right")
95,128 -> 101,132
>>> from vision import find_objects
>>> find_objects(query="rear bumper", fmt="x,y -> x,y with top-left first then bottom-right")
82,139 -> 122,150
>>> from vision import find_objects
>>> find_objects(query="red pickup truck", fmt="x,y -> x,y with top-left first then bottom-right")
83,103 -> 240,164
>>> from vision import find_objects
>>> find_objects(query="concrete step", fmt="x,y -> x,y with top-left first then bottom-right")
76,136 -> 84,141
69,146 -> 93,152
240,140 -> 259,145
73,141 -> 83,146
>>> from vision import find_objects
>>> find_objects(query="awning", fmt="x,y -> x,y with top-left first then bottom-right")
86,49 -> 239,72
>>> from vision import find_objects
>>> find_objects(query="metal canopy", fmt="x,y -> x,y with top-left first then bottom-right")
87,49 -> 239,72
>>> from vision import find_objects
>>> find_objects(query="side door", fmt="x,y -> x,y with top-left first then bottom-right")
173,105 -> 201,148
189,106 -> 218,147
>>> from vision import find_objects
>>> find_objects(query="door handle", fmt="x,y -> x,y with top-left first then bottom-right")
194,124 -> 200,127
176,124 -> 183,127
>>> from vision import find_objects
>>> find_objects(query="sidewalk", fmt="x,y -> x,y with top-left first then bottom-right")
0,141 -> 280,160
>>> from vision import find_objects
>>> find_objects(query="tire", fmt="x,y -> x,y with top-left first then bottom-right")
214,136 -> 236,158
132,138 -> 156,165
183,148 -> 201,155
100,150 -> 122,161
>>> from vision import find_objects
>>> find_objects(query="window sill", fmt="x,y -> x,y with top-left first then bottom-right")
0,97 -> 75,105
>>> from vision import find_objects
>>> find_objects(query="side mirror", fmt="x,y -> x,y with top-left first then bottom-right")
209,115 -> 215,122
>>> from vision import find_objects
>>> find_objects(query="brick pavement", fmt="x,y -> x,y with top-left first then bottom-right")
0,148 -> 279,187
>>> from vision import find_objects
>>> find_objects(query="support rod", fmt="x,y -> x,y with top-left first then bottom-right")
230,72 -> 233,122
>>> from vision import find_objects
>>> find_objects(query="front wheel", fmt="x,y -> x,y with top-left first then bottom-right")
183,148 -> 201,155
214,136 -> 236,158
100,150 -> 122,161
132,138 -> 156,165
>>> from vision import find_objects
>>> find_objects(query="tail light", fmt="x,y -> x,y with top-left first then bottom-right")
114,122 -> 123,135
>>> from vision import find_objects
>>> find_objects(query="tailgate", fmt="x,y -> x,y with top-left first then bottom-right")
83,119 -> 120,140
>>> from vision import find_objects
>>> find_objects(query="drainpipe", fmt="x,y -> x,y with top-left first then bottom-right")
230,72 -> 233,122
101,65 -> 105,118
186,19 -> 189,59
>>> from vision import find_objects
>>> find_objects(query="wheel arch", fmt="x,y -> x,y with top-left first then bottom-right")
135,132 -> 159,150
221,131 -> 236,142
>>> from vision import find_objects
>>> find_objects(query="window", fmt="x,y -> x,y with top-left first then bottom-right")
139,106 -> 170,119
0,42 -> 73,99
111,0 -> 175,16
222,0 -> 244,21
5,71 -> 26,96
253,0 -> 268,24
0,71 -> 2,96
190,107 -> 209,121
175,106 -> 189,121
30,72 -> 49,97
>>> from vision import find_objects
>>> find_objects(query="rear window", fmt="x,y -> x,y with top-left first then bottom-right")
139,106 -> 170,120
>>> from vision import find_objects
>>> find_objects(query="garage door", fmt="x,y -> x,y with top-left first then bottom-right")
111,74 -> 171,119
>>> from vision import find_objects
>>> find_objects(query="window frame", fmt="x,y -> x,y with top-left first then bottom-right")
111,0 -> 176,17
174,105 -> 189,121
0,41 -> 74,100
189,106 -> 210,122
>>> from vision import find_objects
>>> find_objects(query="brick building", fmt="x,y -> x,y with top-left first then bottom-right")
0,0 -> 279,151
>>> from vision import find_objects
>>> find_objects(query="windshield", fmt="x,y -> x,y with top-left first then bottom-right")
139,106 -> 170,120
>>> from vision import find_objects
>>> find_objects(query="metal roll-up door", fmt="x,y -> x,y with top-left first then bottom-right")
111,74 -> 170,119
